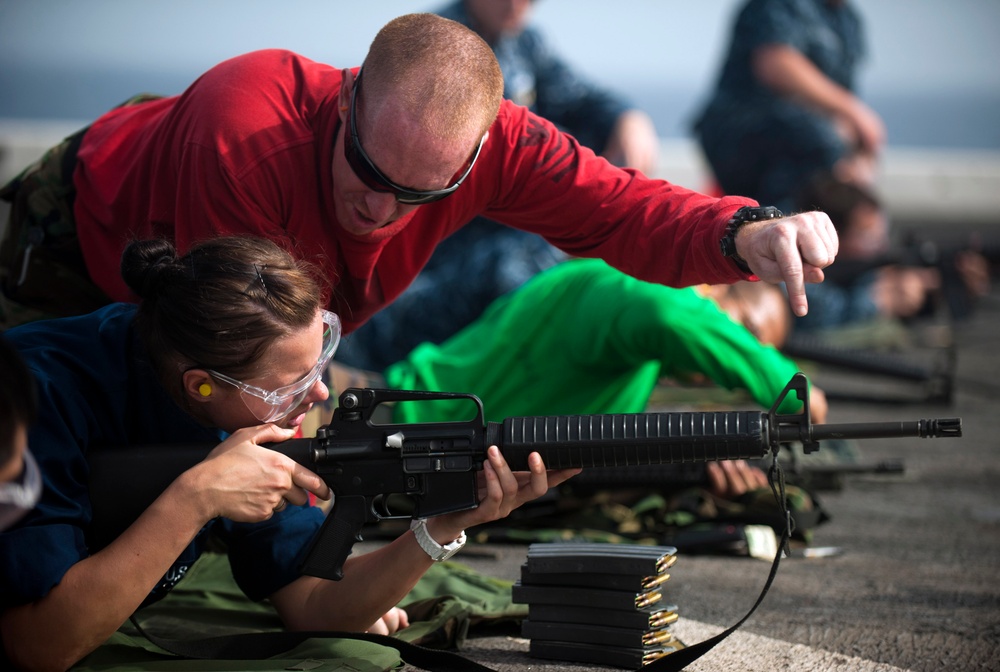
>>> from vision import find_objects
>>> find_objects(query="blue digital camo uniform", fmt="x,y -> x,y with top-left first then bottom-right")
437,0 -> 629,153
692,0 -> 867,213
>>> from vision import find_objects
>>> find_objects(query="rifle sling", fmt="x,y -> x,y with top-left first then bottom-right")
645,523 -> 789,671
128,527 -> 787,672
644,453 -> 792,671
128,616 -> 497,672
127,460 -> 793,672
127,534 -> 788,672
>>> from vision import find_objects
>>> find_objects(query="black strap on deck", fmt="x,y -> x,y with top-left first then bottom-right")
130,452 -> 794,672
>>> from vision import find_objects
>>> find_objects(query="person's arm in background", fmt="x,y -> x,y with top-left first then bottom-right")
752,44 -> 885,158
563,268 -> 829,496
869,266 -> 942,318
740,0 -> 884,187
605,278 -> 830,496
520,26 -> 659,175
601,109 -> 660,176
604,283 -> 821,416
808,264 -> 949,325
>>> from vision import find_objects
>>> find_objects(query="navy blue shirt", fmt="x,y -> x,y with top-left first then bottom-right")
693,0 -> 867,210
437,0 -> 629,153
0,304 -> 323,610
797,270 -> 881,331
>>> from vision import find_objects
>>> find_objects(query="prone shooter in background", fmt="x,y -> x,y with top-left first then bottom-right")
793,172 -> 992,335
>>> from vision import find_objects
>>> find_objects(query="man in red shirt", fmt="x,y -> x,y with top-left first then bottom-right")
0,13 -> 837,332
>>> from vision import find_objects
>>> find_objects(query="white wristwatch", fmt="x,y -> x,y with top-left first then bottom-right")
410,518 -> 466,562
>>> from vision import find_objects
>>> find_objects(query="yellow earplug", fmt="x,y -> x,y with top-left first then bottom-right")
198,383 -> 212,398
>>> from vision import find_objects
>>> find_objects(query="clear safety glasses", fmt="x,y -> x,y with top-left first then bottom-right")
208,310 -> 342,423
0,449 -> 42,531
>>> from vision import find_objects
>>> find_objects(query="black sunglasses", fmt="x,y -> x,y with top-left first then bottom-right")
344,70 -> 486,205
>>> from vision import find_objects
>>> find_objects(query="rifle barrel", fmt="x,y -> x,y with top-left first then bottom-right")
777,417 -> 962,444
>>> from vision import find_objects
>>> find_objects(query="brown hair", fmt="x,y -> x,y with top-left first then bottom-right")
120,236 -> 327,380
795,172 -> 881,235
362,13 -> 504,142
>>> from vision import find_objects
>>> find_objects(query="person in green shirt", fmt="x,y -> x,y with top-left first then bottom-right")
382,258 -> 823,421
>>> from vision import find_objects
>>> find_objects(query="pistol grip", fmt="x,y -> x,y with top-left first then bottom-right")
300,495 -> 368,581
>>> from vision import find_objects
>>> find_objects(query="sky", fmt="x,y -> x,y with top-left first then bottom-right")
1,0 -> 998,148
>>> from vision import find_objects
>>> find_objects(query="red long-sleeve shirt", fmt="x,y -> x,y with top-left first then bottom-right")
73,49 -> 754,333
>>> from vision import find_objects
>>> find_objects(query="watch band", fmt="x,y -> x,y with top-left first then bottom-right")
410,518 -> 467,562
719,205 -> 784,273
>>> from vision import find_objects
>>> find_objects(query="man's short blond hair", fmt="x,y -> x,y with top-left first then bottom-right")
362,13 -> 504,142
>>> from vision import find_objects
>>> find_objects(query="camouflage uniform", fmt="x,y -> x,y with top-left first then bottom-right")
0,94 -> 161,329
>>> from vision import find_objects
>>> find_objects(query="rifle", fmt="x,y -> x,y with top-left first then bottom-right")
88,373 -> 961,581
561,456 -> 906,494
821,231 -> 998,320
781,333 -> 956,405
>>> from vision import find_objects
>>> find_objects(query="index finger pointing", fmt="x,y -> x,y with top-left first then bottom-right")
773,235 -> 808,317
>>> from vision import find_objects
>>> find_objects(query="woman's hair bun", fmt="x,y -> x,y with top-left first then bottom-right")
120,238 -> 178,299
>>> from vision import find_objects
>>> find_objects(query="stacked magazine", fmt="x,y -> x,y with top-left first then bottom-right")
512,542 -> 685,669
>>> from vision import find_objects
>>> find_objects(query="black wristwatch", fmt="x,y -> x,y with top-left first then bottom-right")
719,205 -> 784,273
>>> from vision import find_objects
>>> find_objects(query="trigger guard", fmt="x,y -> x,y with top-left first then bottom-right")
370,494 -> 390,518
371,493 -> 415,520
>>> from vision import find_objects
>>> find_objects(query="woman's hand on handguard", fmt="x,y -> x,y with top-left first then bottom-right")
424,447 -> 580,543
182,424 -> 331,524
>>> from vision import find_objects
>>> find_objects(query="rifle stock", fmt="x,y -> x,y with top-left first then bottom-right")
88,373 -> 961,581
